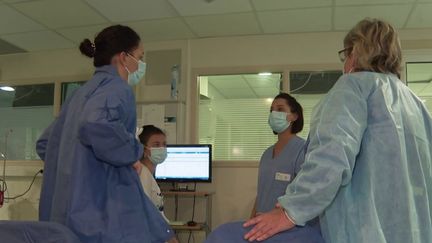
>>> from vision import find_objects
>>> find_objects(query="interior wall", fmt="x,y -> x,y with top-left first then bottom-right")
0,30 -> 431,242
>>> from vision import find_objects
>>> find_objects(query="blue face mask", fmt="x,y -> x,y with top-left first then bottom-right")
268,111 -> 291,134
148,147 -> 168,165
125,54 -> 146,86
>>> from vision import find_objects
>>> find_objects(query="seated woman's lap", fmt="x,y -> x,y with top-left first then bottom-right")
205,221 -> 324,243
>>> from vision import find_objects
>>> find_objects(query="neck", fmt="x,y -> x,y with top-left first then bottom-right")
277,130 -> 295,144
116,64 -> 128,82
143,159 -> 156,174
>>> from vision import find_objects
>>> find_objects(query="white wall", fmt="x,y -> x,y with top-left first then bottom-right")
0,30 -> 431,242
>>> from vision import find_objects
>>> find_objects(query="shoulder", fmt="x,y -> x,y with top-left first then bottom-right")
291,136 -> 305,146
103,76 -> 133,100
139,166 -> 153,186
333,72 -> 398,98
261,145 -> 274,159
90,77 -> 134,108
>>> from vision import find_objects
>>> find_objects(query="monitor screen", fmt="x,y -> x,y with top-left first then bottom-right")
155,144 -> 212,182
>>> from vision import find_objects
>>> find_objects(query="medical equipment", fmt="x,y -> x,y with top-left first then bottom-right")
0,129 -> 12,207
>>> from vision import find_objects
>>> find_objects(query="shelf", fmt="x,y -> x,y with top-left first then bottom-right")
163,191 -> 214,197
170,223 -> 207,231
164,190 -> 214,236
136,100 -> 185,105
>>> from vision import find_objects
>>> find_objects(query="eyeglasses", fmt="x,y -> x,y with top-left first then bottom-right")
126,52 -> 144,62
338,47 -> 353,62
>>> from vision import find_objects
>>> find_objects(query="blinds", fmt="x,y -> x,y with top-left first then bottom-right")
199,99 -> 277,161
199,95 -> 326,161
293,94 -> 325,139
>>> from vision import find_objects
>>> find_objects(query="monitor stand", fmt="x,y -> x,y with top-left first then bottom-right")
170,183 -> 196,192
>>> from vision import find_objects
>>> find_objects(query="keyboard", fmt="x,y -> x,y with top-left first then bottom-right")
169,221 -> 186,226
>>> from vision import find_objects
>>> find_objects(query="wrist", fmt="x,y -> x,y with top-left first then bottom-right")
283,209 -> 296,225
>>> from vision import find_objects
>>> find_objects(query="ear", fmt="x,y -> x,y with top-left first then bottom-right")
116,52 -> 128,66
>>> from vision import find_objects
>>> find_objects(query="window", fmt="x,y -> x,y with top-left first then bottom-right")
290,71 -> 342,138
406,62 -> 432,113
198,71 -> 343,161
199,73 -> 281,161
0,83 -> 55,160
61,81 -> 86,105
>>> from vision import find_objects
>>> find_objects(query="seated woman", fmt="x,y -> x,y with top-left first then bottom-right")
205,93 -> 323,243
137,125 -> 169,222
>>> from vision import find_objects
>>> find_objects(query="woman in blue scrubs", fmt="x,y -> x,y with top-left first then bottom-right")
206,94 -> 323,243
36,25 -> 176,243
251,93 -> 306,217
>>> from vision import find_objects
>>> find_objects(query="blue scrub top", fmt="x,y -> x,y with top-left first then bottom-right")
36,65 -> 174,243
256,136 -> 305,213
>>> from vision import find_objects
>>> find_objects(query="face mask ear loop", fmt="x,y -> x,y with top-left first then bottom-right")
127,53 -> 139,63
124,65 -> 131,74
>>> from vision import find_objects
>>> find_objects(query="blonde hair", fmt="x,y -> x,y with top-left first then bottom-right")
344,18 -> 402,78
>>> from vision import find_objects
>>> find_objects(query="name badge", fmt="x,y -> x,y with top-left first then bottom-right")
275,172 -> 291,182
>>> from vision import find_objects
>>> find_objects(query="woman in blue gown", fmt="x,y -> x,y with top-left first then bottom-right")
36,25 -> 176,243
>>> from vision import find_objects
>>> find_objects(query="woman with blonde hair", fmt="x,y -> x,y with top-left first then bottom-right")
208,18 -> 432,243
242,17 -> 432,243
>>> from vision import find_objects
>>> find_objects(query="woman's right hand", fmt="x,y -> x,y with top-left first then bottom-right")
166,237 -> 179,243
132,161 -> 143,174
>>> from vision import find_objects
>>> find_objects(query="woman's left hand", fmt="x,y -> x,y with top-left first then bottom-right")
243,207 -> 295,242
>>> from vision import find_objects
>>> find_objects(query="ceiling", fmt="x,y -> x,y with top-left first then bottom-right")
1,0 -> 432,54
204,73 -> 281,99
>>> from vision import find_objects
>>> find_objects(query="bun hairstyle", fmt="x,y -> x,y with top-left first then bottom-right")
79,38 -> 95,58
78,25 -> 141,67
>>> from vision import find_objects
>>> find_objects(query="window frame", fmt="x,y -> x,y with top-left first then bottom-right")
189,64 -> 341,166
1,75 -> 90,166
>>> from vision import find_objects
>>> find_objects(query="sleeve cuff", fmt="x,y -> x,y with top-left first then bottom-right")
278,197 -> 307,226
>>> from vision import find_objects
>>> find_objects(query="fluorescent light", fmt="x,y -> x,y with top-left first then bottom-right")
259,72 -> 272,76
266,98 -> 273,103
0,86 -> 14,92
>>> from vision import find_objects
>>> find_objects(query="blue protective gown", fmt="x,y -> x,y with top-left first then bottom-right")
0,221 -> 82,243
36,65 -> 174,243
279,72 -> 432,243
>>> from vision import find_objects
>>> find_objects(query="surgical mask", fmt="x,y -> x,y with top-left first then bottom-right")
124,54 -> 146,86
148,147 -> 167,165
268,111 -> 291,134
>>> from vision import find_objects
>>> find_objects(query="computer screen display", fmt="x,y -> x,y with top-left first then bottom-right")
155,144 -> 212,182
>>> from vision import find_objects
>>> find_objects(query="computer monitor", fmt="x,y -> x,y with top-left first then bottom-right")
155,144 -> 212,183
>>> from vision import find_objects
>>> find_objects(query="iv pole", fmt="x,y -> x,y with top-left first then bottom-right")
0,129 -> 12,207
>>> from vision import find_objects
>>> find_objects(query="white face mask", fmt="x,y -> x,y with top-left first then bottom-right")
268,111 -> 291,134
124,53 -> 146,85
148,147 -> 168,165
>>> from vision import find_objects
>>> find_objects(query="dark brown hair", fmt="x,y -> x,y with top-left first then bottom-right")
273,93 -> 304,134
138,125 -> 166,146
79,25 -> 140,67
